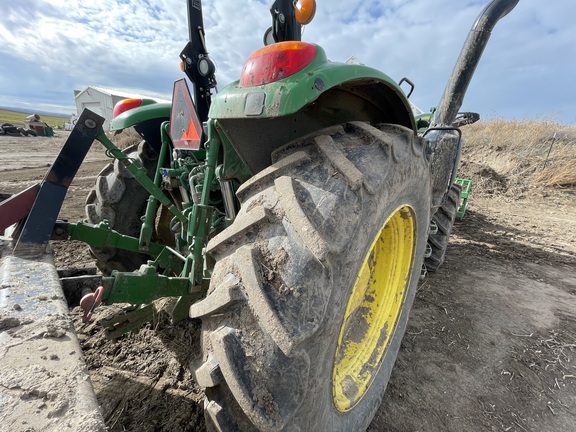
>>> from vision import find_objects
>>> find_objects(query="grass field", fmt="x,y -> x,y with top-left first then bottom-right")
463,118 -> 576,188
0,108 -> 68,128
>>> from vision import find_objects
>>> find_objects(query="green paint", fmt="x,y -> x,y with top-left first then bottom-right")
209,44 -> 410,121
68,221 -> 165,257
96,131 -> 187,223
454,178 -> 472,219
110,101 -> 171,131
139,121 -> 171,252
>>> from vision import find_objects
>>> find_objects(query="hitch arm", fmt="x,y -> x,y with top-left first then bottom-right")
0,109 -> 104,256
52,221 -> 166,258
95,131 -> 187,225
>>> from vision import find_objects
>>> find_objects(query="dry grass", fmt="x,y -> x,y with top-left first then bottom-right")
110,127 -> 142,149
460,118 -> 576,192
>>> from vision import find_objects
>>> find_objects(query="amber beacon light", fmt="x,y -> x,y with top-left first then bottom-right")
295,0 -> 316,25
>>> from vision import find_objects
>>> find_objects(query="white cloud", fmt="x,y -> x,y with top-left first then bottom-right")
0,0 -> 574,122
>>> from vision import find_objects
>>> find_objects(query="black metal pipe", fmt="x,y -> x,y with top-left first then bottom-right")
185,0 -> 204,45
270,0 -> 302,42
431,0 -> 520,126
181,0 -> 216,123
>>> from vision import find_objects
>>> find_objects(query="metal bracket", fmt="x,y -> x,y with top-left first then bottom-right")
8,110 -> 103,256
454,178 -> 473,219
398,77 -> 415,98
101,304 -> 156,340
101,264 -> 201,305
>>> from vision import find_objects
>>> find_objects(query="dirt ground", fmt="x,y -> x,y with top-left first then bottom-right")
1,131 -> 574,431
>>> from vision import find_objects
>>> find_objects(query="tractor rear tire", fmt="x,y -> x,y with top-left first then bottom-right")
190,122 -> 431,431
425,183 -> 461,272
85,141 -> 158,275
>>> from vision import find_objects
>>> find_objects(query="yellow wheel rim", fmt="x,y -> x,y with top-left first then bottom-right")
332,205 -> 416,412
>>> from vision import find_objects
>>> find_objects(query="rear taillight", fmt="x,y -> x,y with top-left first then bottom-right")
239,42 -> 317,87
113,99 -> 143,117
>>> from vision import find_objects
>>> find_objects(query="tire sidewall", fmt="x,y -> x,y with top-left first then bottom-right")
293,158 -> 430,431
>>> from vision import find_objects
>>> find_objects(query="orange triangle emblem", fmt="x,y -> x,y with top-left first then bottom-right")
182,117 -> 200,141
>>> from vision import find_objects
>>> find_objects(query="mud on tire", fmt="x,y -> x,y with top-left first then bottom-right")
191,122 -> 432,431
85,141 -> 158,274
425,183 -> 461,272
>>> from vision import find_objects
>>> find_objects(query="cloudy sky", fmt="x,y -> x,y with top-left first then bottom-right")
0,0 -> 574,123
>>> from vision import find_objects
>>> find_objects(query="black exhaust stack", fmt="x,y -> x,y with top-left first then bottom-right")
427,0 -> 519,214
432,0 -> 520,127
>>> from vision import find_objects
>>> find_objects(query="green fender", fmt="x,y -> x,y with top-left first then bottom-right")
110,101 -> 171,132
110,101 -> 171,151
210,44 -> 417,174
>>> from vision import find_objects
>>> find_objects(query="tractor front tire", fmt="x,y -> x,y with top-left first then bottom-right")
85,141 -> 158,274
425,183 -> 461,272
191,122 -> 431,431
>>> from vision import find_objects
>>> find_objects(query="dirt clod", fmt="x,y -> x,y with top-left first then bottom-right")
0,316 -> 21,331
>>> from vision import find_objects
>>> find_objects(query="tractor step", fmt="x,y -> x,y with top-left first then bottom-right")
454,178 -> 472,219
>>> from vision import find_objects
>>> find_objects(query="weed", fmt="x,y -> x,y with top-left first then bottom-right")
461,118 -> 576,191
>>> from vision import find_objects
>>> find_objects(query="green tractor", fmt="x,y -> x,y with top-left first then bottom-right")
0,0 -> 519,430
